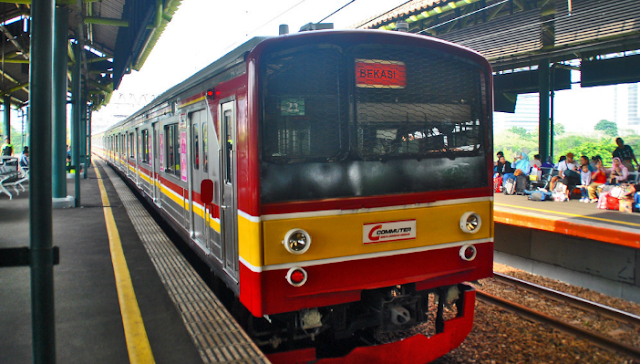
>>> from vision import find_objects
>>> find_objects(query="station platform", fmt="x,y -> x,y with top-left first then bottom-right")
494,193 -> 640,303
494,193 -> 640,249
0,160 -> 267,363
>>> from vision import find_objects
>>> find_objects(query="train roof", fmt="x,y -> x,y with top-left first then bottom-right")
108,36 -> 270,130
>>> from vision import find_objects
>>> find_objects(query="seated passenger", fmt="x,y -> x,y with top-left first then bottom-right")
541,156 -> 554,169
578,164 -> 592,202
608,157 -> 629,184
512,151 -> 531,175
588,160 -> 607,203
495,156 -> 514,176
18,147 -> 28,169
550,153 -> 579,191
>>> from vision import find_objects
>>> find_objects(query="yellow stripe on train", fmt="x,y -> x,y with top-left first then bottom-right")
238,200 -> 492,267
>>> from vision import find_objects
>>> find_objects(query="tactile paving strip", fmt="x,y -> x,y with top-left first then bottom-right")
101,162 -> 268,364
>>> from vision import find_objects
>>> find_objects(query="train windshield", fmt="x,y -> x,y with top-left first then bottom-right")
260,41 -> 489,204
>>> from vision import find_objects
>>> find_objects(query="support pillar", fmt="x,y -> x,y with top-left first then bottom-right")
87,107 -> 92,168
52,5 -> 73,208
71,41 -> 81,207
538,59 -> 551,162
3,95 -> 10,143
29,0 -> 56,363
81,91 -> 87,179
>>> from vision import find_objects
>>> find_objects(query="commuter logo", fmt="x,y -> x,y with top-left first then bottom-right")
363,220 -> 416,244
355,59 -> 406,89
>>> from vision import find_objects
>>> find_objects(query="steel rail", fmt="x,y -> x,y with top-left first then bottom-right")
492,272 -> 640,327
476,290 -> 640,361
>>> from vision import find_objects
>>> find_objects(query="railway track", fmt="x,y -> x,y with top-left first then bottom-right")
476,272 -> 640,361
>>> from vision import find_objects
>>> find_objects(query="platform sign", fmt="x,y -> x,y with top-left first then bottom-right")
355,59 -> 406,89
180,131 -> 188,182
363,219 -> 416,244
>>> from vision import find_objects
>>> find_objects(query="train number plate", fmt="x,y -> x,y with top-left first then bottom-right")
363,220 -> 416,244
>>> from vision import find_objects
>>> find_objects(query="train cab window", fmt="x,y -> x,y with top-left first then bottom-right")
261,45 -> 346,163
202,122 -> 208,173
353,45 -> 484,160
164,123 -> 180,177
192,123 -> 199,170
141,129 -> 150,163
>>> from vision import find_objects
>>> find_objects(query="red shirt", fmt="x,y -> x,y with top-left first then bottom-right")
592,170 -> 607,183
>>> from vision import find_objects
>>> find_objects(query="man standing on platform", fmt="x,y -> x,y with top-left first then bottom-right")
612,137 -> 638,172
1,137 -> 12,156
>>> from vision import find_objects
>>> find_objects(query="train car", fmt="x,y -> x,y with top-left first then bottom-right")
93,28 -> 494,363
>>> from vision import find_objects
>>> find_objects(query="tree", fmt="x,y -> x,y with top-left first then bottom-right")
554,123 -> 565,136
594,120 -> 618,137
508,126 -> 529,139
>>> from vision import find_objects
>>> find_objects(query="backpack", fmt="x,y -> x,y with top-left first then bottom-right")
634,191 -> 640,210
493,174 -> 503,193
529,191 -> 547,201
504,178 -> 516,195
515,175 -> 528,195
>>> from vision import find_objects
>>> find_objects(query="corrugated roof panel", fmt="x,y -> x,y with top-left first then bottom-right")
555,0 -> 640,47
437,9 -> 541,61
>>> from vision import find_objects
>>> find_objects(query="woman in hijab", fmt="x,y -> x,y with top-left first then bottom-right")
608,157 -> 629,184
511,151 -> 531,175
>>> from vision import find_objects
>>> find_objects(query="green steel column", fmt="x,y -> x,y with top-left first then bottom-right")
3,96 -> 10,143
29,0 -> 56,363
87,107 -> 92,167
81,94 -> 87,179
52,5 -> 68,198
538,59 -> 551,162
72,41 -> 81,206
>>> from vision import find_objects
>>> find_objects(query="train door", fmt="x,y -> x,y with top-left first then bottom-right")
152,122 -> 159,203
135,128 -> 140,186
220,101 -> 238,280
189,110 -> 207,249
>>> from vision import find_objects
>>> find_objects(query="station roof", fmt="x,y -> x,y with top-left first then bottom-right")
0,0 -> 182,110
356,0 -> 640,72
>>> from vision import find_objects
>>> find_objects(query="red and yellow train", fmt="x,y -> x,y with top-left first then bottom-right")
94,28 -> 494,363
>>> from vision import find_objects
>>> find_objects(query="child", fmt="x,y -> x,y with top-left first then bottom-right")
579,164 -> 592,202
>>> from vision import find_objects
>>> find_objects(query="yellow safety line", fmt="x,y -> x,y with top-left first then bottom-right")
95,166 -> 156,364
495,202 -> 640,228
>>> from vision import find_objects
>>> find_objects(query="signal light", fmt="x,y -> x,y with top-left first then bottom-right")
459,244 -> 477,261
286,267 -> 308,287
206,89 -> 215,99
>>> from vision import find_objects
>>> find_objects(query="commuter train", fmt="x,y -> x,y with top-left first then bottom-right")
93,28 -> 494,363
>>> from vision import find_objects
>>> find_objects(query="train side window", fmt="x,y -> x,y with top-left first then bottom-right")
202,122 -> 208,173
164,123 -> 180,177
129,132 -> 135,159
192,123 -> 199,170
141,129 -> 149,163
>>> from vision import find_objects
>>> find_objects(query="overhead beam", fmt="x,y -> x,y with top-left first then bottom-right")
0,25 -> 29,60
0,82 -> 29,97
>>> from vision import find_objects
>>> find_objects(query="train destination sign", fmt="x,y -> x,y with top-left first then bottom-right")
363,219 -> 416,244
355,59 -> 406,89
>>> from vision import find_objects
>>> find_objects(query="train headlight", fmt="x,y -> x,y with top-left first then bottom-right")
459,212 -> 482,234
286,267 -> 308,287
283,229 -> 311,255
